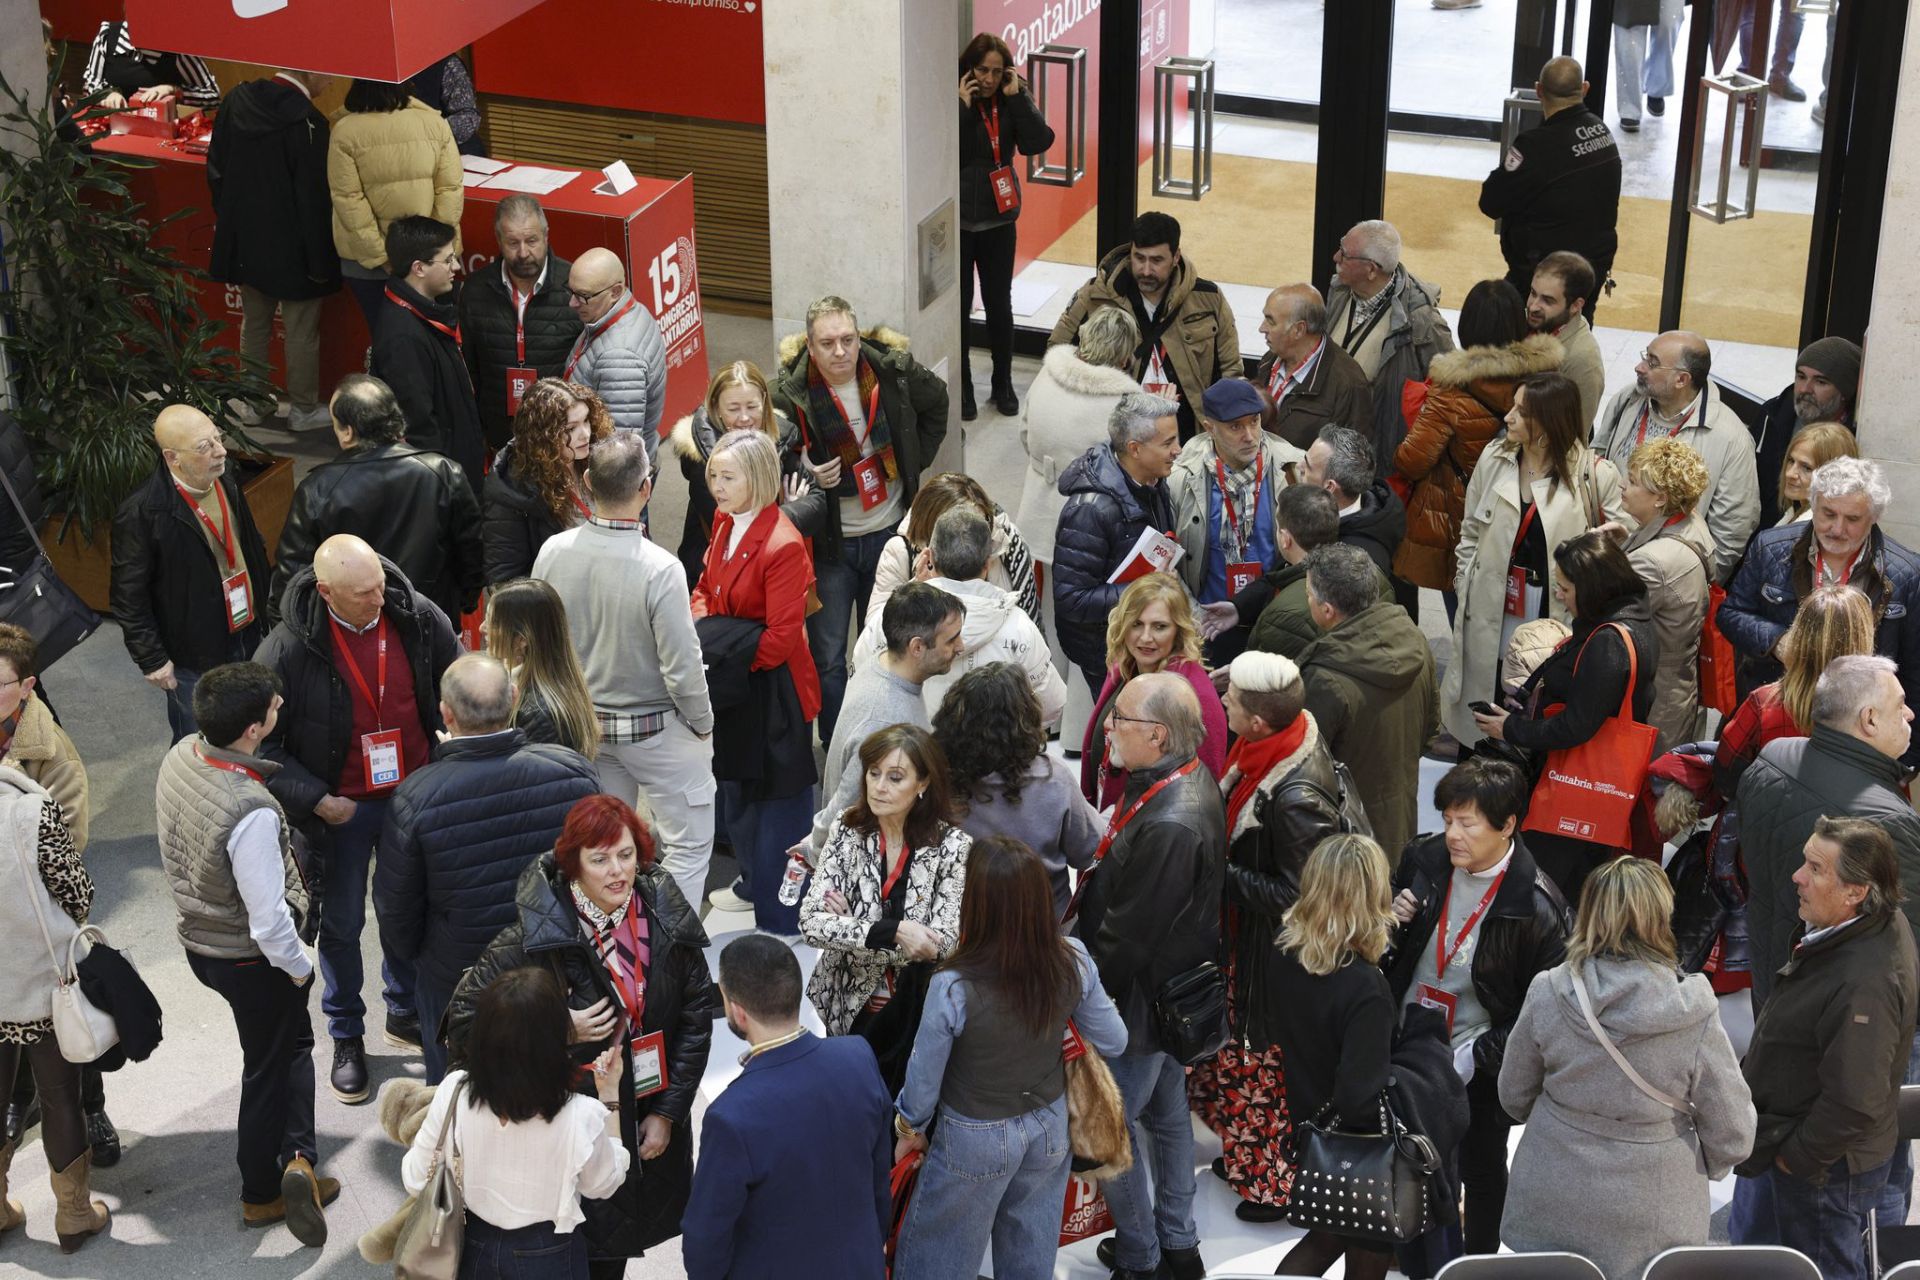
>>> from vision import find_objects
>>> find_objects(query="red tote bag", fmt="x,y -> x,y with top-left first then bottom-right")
1698,582 -> 1739,715
1522,623 -> 1660,850
885,1151 -> 923,1277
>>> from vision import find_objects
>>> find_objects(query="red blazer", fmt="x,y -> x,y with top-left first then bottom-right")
691,505 -> 822,721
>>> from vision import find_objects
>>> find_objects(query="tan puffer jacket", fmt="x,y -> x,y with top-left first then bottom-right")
327,98 -> 464,270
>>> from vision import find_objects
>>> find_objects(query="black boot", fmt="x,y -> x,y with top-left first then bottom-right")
961,379 -> 978,422
85,1111 -> 120,1168
991,378 -> 1019,417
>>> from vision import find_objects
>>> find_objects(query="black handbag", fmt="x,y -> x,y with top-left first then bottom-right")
851,961 -> 935,1097
1152,961 -> 1229,1066
0,463 -> 98,669
1286,1093 -> 1443,1246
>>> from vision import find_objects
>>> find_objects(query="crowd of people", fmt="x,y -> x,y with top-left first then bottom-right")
0,31 -> 1903,1280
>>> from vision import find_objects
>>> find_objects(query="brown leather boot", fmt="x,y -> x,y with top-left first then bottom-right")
48,1150 -> 109,1254
0,1139 -> 24,1237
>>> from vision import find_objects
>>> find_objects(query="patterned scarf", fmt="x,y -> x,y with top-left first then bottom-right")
1216,454 -> 1263,559
802,350 -> 895,494
571,883 -> 650,1040
0,704 -> 22,761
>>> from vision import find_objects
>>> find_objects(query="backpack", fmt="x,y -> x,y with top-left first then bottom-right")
1299,760 -> 1374,840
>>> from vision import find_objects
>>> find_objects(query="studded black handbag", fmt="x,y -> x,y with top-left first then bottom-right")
1285,1093 -> 1443,1245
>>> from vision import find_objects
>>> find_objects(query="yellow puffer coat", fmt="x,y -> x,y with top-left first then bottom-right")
327,98 -> 464,270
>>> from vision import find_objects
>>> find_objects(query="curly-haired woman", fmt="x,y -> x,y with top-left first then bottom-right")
1610,436 -> 1714,750
483,379 -> 614,583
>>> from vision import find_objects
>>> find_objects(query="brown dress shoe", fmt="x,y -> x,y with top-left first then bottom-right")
242,1196 -> 287,1229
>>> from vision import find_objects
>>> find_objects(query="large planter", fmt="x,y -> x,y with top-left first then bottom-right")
41,453 -> 296,614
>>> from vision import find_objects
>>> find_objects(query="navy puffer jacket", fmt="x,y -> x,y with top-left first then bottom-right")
1051,443 -> 1175,678
373,728 -> 601,988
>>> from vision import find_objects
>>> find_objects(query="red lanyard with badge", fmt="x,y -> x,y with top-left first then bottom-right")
1413,869 -> 1507,1034
565,295 -> 638,380
195,746 -> 261,783
1215,452 -> 1265,597
841,381 -> 893,511
1633,399 -> 1696,448
1506,500 -> 1543,618
329,615 -> 405,790
505,275 -> 539,417
1064,759 -> 1199,922
385,288 -> 461,348
979,100 -> 1020,214
177,480 -> 253,632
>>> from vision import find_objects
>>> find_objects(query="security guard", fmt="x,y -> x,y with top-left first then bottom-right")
1479,56 -> 1622,321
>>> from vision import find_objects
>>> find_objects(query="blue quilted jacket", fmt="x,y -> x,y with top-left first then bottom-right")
1050,443 -> 1174,677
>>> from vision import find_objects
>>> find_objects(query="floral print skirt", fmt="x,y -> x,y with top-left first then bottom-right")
1189,1005 -> 1294,1206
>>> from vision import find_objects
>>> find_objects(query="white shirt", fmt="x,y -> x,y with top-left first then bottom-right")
229,808 -> 311,979
1337,495 -> 1362,519
725,504 -> 765,558
403,1070 -> 631,1232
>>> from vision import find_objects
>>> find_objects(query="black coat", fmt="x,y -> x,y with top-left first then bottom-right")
371,279 -> 486,488
255,560 -> 459,829
457,254 -> 581,448
696,615 -> 817,802
1223,729 -> 1343,1047
1073,754 -> 1227,1056
206,77 -> 339,301
447,855 -> 716,1260
481,444 -> 568,585
373,729 -> 601,989
1387,1004 -> 1470,1228
1385,834 -> 1570,1083
1478,102 -> 1623,287
1340,480 -> 1408,577
1262,944 -> 1394,1127
273,442 -> 485,625
1505,596 -> 1659,755
957,89 -> 1054,227
0,411 -> 43,574
110,463 -> 272,676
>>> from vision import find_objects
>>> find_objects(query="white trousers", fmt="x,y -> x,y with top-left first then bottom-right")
595,716 -> 717,913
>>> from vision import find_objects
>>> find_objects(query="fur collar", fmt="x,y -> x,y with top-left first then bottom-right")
1222,713 -> 1322,845
1425,333 -> 1564,390
776,323 -> 911,368
1040,341 -> 1142,397
666,406 -> 796,464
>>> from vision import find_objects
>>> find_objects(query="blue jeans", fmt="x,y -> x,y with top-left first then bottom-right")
460,1215 -> 588,1280
718,780 -> 813,935
1735,1158 -> 1890,1280
1738,0 -> 1805,79
893,1098 -> 1071,1280
1101,1050 -> 1199,1272
806,527 -> 894,745
1878,1029 -> 1920,1226
163,666 -> 202,744
317,796 -> 416,1041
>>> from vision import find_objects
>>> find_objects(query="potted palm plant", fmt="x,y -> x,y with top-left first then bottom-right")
0,63 -> 289,609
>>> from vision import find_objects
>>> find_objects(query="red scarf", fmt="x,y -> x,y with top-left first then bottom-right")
1223,715 -> 1310,832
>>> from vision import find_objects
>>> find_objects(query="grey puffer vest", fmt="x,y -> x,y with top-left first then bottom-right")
157,737 -> 308,959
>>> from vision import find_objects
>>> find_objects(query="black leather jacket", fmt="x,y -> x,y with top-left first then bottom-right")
446,853 -> 717,1258
1073,752 -> 1227,1056
272,442 -> 485,625
1384,833 -> 1570,1082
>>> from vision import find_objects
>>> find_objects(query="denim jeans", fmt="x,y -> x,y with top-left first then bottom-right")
718,780 -> 813,935
414,968 -> 453,1085
1738,0 -> 1805,80
460,1214 -> 589,1280
1878,1029 -> 1920,1226
1734,1158 -> 1890,1280
807,527 -> 895,744
317,795 -> 416,1041
893,1097 -> 1071,1280
1101,1050 -> 1199,1272
163,666 -> 202,744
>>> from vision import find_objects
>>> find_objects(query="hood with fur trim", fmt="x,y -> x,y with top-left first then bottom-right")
666,405 -> 798,465
1425,333 -> 1563,391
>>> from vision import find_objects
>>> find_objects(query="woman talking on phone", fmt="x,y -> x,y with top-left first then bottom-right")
958,34 -> 1054,422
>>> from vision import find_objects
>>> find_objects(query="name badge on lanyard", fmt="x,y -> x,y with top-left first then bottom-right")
505,366 -> 538,417
223,572 -> 253,631
506,285 -> 538,416
1413,982 -> 1459,1036
362,729 -> 403,789
630,1028 -> 669,1098
980,101 -> 1020,214
1506,500 -> 1543,619
1227,562 -> 1262,598
853,447 -> 894,511
332,615 -> 406,790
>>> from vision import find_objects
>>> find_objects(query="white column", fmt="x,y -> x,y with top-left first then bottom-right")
1856,3 -> 1920,548
763,0 -> 962,471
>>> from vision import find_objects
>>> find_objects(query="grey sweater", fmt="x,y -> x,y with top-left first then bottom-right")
533,520 -> 713,732
955,756 -> 1102,917
806,662 -> 928,855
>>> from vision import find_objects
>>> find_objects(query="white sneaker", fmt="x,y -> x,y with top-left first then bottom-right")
707,884 -> 751,913
287,405 -> 333,433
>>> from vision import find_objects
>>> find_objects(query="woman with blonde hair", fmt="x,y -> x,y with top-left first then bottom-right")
1614,436 -> 1714,749
1078,572 -> 1227,808
1261,833 -> 1399,1279
1772,421 -> 1858,528
484,379 -> 615,582
483,578 -> 600,758
668,360 -> 821,584
691,429 -> 821,930
1500,857 -> 1754,1280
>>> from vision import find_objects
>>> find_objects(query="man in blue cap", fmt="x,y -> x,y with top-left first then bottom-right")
1170,378 -> 1302,660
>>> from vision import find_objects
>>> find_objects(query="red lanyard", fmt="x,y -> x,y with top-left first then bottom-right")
328,615 -> 389,728
175,479 -> 236,567
1266,338 -> 1324,400
570,488 -> 593,519
195,745 -> 261,783
1661,511 -> 1687,530
841,380 -> 884,450
1436,870 -> 1507,978
879,837 -> 913,902
1510,500 -> 1539,556
1067,760 -> 1200,919
1633,399 -> 1696,447
1213,452 -> 1264,554
511,283 -> 532,363
566,296 -> 639,379
978,100 -> 1003,166
384,288 -> 461,348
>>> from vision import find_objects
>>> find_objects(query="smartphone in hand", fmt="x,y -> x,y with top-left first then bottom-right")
1469,700 -> 1498,716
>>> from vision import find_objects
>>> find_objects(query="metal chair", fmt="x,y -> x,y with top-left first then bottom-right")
1870,1083 -> 1920,1271
1885,1261 -> 1920,1278
1434,1254 -> 1605,1279
1642,1244 -> 1820,1279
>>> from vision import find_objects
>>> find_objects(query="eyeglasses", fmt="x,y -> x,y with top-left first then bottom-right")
1639,349 -> 1676,371
170,438 -> 223,456
1334,247 -> 1380,270
568,283 -> 614,304
1109,711 -> 1163,730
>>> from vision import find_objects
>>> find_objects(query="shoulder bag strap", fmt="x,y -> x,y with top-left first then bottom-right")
0,458 -> 53,567
433,1077 -> 467,1183
1572,968 -> 1693,1116
1572,622 -> 1638,721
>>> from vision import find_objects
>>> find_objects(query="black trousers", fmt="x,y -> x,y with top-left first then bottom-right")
1459,1071 -> 1515,1255
960,221 -> 1019,389
0,1036 -> 85,1168
189,952 -> 317,1205
8,1053 -> 103,1113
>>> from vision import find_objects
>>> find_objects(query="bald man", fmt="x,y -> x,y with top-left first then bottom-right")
564,246 -> 669,465
1252,283 -> 1375,451
1478,56 -> 1621,318
255,532 -> 459,1104
111,404 -> 273,740
373,651 -> 599,1081
1592,329 -> 1760,581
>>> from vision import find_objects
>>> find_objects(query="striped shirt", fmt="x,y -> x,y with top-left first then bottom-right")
82,22 -> 221,109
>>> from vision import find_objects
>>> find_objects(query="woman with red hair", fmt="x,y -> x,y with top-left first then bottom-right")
443,794 -> 717,1278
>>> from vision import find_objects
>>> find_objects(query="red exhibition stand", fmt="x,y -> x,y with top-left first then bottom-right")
94,135 -> 709,429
